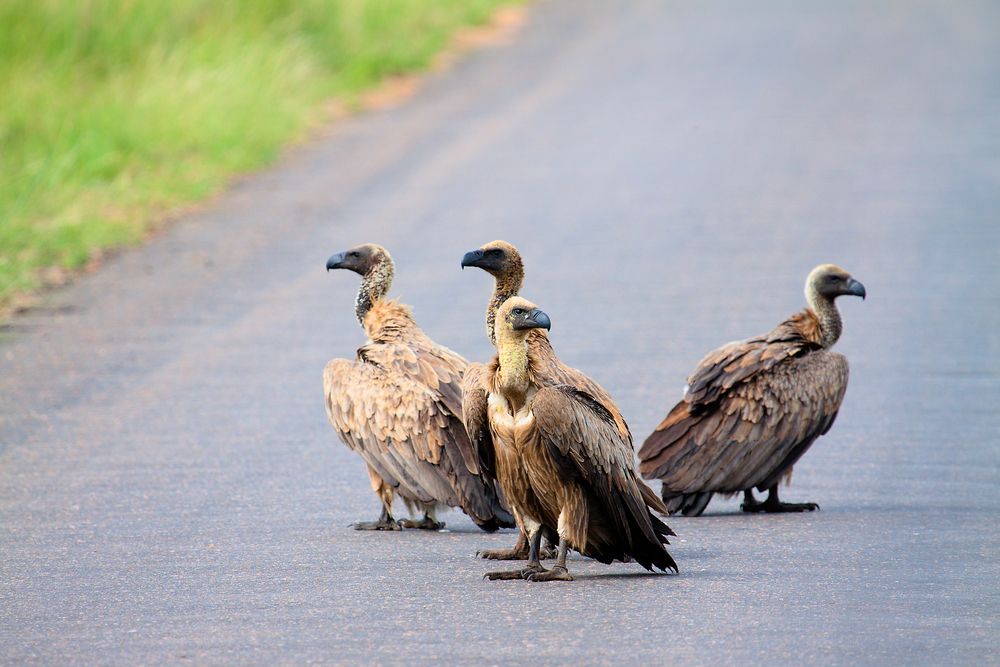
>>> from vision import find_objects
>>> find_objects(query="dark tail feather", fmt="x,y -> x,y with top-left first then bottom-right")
662,488 -> 714,517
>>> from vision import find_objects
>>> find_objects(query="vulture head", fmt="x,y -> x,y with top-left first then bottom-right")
807,264 -> 866,302
460,240 -> 523,280
326,243 -> 391,277
496,297 -> 551,338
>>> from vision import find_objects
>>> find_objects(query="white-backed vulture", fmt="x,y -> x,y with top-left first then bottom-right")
323,243 -> 514,531
476,297 -> 677,581
461,240 -> 631,560
638,264 -> 866,516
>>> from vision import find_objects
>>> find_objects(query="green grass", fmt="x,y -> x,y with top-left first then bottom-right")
0,0 -> 513,306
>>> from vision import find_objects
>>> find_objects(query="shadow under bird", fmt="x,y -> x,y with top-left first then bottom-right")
461,240 -> 631,561
638,264 -> 866,516
323,243 -> 514,531
470,297 -> 677,581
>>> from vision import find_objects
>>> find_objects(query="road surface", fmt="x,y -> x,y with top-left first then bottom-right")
2,0 -> 999,663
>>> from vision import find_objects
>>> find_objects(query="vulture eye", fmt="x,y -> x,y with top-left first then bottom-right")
828,275 -> 840,282
349,251 -> 360,258
512,308 -> 525,316
487,249 -> 502,257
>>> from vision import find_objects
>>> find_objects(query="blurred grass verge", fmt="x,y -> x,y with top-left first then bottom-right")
0,0 -> 521,312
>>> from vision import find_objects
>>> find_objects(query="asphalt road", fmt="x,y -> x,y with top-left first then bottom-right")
2,1 -> 999,664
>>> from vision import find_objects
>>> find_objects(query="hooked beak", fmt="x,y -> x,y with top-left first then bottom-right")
525,308 -> 551,331
326,252 -> 347,271
461,249 -> 485,270
847,278 -> 866,300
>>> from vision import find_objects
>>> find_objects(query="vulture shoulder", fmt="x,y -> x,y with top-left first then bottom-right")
638,311 -> 849,492
682,310 -> 823,411
527,330 -> 632,443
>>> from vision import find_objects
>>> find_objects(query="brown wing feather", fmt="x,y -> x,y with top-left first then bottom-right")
531,385 -> 676,573
638,351 -> 849,495
461,361 -> 496,478
359,332 -> 478,476
527,330 -> 632,443
324,355 -> 509,528
682,312 -> 822,410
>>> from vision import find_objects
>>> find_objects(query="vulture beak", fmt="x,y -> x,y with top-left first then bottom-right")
461,249 -> 485,270
846,278 -> 866,300
326,252 -> 347,271
525,308 -> 551,331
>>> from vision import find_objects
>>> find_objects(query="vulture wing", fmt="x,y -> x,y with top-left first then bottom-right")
638,349 -> 849,494
357,336 -> 478,475
528,330 -> 632,443
324,357 -> 502,523
461,360 -> 496,478
531,385 -> 676,572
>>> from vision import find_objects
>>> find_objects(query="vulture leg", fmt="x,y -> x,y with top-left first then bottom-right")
400,504 -> 445,530
352,469 -> 401,530
525,537 -> 573,582
740,489 -> 762,512
742,486 -> 819,513
484,526 -> 546,580
478,530 -> 559,560
477,527 -> 530,560
352,505 -> 401,531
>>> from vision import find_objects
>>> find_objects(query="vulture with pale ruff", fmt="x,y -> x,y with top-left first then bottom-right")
460,240 -> 630,560
638,264 -> 866,516
473,297 -> 676,581
323,243 -> 513,531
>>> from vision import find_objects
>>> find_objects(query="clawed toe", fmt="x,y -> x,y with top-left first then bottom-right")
484,564 -> 544,581
477,548 -> 528,560
742,500 -> 820,513
525,565 -> 573,582
400,517 -> 446,530
351,519 -> 401,531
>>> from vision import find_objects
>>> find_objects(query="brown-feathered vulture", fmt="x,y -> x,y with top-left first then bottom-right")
460,240 -> 631,560
473,297 -> 677,581
323,243 -> 513,531
638,264 -> 866,516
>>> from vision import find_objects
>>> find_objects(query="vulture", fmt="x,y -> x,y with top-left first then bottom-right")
472,297 -> 677,581
638,264 -> 866,516
323,243 -> 514,532
461,240 -> 631,560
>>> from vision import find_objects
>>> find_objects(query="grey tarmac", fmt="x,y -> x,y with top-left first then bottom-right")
2,0 -> 999,664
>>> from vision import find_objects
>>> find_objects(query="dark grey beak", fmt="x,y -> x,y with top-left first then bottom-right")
526,308 -> 551,331
326,252 -> 347,271
461,249 -> 484,269
847,278 -> 866,300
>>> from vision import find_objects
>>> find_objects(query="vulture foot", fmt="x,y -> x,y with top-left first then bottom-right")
741,487 -> 819,513
483,564 -> 545,581
477,546 -> 529,560
399,516 -> 445,530
351,518 -> 401,531
524,565 -> 573,582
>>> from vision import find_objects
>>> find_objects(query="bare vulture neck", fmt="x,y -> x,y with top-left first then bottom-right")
495,333 -> 532,401
487,270 -> 524,344
356,258 -> 394,325
806,286 -> 842,349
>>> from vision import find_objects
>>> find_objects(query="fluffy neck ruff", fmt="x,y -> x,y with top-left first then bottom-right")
805,284 -> 842,349
487,266 -> 525,345
356,256 -> 394,325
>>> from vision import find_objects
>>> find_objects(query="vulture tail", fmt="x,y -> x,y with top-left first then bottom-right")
629,511 -> 679,573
